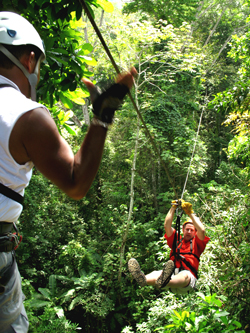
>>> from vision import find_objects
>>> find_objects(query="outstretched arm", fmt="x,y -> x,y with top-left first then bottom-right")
164,205 -> 177,237
9,69 -> 136,199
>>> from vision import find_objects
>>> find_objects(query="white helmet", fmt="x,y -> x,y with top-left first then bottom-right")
0,11 -> 46,101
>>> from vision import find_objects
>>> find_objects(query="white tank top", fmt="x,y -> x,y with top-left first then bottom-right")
0,75 -> 48,222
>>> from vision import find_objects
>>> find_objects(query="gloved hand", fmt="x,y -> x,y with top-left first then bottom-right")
82,68 -> 136,124
181,200 -> 194,215
171,199 -> 183,210
171,199 -> 179,208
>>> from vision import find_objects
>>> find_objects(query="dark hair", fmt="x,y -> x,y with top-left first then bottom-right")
0,43 -> 42,69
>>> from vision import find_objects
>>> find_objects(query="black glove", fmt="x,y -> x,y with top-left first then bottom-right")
92,83 -> 129,123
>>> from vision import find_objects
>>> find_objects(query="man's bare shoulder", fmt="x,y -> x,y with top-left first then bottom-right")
9,107 -> 58,165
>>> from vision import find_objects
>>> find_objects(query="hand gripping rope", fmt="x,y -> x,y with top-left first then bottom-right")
172,200 -> 184,253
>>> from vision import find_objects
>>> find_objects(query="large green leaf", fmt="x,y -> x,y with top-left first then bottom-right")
37,288 -> 51,300
64,88 -> 89,105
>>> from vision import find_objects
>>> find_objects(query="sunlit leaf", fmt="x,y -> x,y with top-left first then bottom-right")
96,0 -> 114,12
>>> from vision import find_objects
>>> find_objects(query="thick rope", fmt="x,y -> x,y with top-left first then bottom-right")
79,0 -> 178,198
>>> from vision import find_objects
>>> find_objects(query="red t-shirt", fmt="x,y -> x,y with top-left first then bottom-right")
164,230 -> 210,277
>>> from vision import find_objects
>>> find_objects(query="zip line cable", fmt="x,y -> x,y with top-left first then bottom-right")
181,104 -> 205,200
79,0 -> 178,198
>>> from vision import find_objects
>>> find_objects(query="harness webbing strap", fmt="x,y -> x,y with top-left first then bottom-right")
177,238 -> 200,261
179,256 -> 198,279
0,84 -> 13,88
172,212 -> 199,279
0,183 -> 24,205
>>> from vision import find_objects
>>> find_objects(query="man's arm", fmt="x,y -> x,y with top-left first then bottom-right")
182,200 -> 206,241
164,205 -> 176,237
9,70 -> 135,200
10,107 -> 107,199
188,213 -> 206,241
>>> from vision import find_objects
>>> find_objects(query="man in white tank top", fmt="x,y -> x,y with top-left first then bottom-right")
0,11 -> 136,333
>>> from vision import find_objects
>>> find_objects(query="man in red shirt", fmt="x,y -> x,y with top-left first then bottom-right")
128,201 -> 210,294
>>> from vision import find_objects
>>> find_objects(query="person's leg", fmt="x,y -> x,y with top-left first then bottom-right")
0,253 -> 29,333
4,304 -> 29,333
166,270 -> 190,289
128,258 -> 174,288
145,270 -> 162,286
163,270 -> 197,295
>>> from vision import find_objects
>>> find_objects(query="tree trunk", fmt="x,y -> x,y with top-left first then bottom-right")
152,158 -> 158,212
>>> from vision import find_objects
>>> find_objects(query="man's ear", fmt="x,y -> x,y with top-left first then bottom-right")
20,52 -> 36,73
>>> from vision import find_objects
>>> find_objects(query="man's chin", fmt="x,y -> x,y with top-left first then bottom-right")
184,236 -> 193,241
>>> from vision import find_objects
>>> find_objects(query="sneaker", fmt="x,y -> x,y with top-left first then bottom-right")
128,258 -> 147,287
155,260 -> 174,289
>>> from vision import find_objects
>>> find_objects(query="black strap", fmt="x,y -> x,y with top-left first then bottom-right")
172,210 -> 199,279
0,84 -> 13,88
172,212 -> 183,258
0,240 -> 15,252
0,222 -> 13,234
179,256 -> 198,279
0,183 -> 24,205
178,251 -> 200,261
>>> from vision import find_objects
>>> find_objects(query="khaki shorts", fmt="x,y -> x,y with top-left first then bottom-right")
0,252 -> 29,333
166,269 -> 197,295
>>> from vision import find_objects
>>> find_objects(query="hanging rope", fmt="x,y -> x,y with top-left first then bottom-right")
180,103 -> 206,200
79,0 -> 178,198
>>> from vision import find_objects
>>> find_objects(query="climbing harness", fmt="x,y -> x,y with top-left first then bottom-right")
0,222 -> 21,290
171,202 -> 199,278
0,222 -> 23,252
173,237 -> 199,279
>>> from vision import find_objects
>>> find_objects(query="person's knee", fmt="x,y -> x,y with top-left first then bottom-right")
182,272 -> 191,287
146,270 -> 162,285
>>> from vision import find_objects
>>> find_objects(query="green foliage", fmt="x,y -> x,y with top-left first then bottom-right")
123,0 -> 200,27
30,307 -> 79,333
157,293 -> 244,333
1,0 -> 249,331
0,0 -> 114,134
208,15 -> 250,182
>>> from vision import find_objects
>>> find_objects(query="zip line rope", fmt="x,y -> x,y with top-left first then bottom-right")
80,0 -> 205,201
180,105 -> 205,200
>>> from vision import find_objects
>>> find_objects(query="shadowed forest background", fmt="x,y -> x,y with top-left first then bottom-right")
1,0 -> 250,332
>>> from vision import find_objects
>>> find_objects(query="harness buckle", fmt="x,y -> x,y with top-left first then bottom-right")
0,222 -> 22,252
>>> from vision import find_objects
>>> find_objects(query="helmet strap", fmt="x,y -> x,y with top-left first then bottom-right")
0,44 -> 39,101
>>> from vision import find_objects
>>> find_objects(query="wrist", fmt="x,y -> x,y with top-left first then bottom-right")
91,117 -> 110,129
